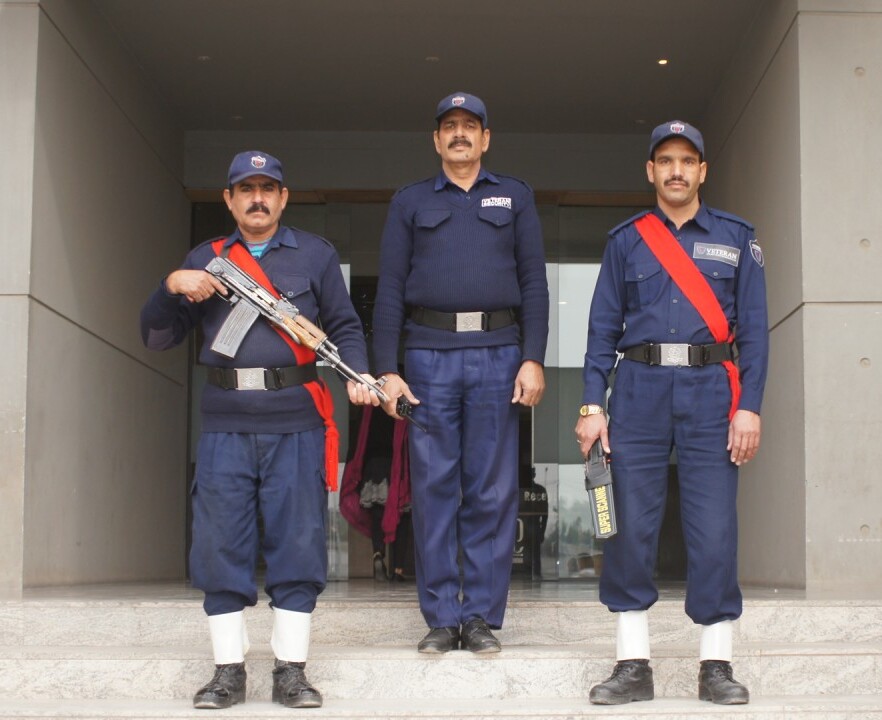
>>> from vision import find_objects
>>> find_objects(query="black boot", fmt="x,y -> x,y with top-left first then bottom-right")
699,660 -> 749,704
272,660 -> 323,708
589,659 -> 654,705
192,662 -> 246,709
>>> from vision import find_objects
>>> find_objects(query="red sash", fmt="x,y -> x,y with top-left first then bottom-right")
634,214 -> 741,420
212,239 -> 340,490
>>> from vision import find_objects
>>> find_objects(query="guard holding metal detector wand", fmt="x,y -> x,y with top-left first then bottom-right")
205,255 -> 424,430
575,121 -> 768,707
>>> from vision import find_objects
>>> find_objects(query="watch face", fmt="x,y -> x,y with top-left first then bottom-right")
580,405 -> 589,416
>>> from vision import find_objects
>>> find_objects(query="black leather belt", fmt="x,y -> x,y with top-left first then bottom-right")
205,364 -> 318,391
622,342 -> 733,367
409,307 -> 517,332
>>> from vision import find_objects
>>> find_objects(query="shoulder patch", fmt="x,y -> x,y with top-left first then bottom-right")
609,209 -> 653,236
749,238 -> 765,267
706,207 -> 755,232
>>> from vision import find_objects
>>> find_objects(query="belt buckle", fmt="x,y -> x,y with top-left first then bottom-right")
235,367 -> 267,390
455,312 -> 485,332
658,343 -> 690,367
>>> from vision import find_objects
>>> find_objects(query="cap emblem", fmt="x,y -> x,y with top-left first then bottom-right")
251,155 -> 267,169
670,122 -> 685,134
452,96 -> 465,107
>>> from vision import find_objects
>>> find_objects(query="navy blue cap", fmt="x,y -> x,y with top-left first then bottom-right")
227,151 -> 284,186
435,92 -> 488,127
648,120 -> 705,159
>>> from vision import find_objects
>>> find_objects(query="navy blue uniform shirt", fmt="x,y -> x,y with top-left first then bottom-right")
140,225 -> 367,433
372,169 -> 549,374
583,204 -> 769,413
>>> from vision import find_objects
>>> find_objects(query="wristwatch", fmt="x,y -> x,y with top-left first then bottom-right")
579,404 -> 604,417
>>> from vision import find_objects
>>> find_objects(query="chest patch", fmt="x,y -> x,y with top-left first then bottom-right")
481,196 -> 512,209
693,242 -> 740,267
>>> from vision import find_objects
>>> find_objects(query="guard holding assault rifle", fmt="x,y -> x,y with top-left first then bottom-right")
140,150 -> 389,711
576,120 -> 769,706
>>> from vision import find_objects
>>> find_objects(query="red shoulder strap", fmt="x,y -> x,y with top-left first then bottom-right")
633,214 -> 741,420
212,238 -> 340,490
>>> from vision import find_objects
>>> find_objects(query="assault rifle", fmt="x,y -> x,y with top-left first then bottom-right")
584,440 -> 617,538
204,256 -> 425,431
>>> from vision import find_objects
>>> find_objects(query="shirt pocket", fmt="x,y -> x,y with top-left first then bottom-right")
273,273 -> 318,319
624,261 -> 664,308
477,206 -> 514,228
696,260 -> 736,307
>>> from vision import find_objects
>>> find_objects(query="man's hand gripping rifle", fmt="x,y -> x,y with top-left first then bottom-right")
205,257 -> 424,430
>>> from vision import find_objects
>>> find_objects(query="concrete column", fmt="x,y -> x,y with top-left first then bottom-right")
796,1 -> 882,592
0,1 -> 39,599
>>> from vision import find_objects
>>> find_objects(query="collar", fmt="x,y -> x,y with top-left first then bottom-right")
225,225 -> 298,250
652,202 -> 711,232
433,167 -> 500,192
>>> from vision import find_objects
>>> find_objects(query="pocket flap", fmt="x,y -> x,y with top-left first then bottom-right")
477,206 -> 513,227
275,274 -> 312,300
415,210 -> 452,229
625,262 -> 662,282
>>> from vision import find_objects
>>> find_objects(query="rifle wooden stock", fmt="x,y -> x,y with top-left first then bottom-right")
279,313 -> 326,352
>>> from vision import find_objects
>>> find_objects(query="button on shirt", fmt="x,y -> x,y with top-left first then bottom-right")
583,205 -> 768,413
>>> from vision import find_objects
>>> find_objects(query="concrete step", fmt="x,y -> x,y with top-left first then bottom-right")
0,695 -> 881,720
5,598 -> 882,647
2,642 -> 881,701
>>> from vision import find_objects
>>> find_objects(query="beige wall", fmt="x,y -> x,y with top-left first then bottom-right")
704,0 -> 882,592
0,0 -> 191,593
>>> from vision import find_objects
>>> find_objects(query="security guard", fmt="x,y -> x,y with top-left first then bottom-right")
140,151 -> 377,709
575,121 -> 768,705
372,93 -> 549,654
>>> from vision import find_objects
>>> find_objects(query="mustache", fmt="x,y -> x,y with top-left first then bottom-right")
246,203 -> 270,214
664,176 -> 688,187
448,138 -> 472,149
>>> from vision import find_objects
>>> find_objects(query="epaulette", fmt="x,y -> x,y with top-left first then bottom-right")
193,235 -> 228,251
492,173 -> 534,193
608,209 -> 653,236
288,226 -> 335,250
706,207 -> 755,231
393,177 -> 435,197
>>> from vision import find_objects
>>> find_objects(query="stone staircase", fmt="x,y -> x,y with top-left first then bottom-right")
1,582 -> 881,719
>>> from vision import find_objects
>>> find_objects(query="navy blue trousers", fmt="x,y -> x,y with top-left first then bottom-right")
190,429 -> 328,616
405,346 -> 521,629
600,360 -> 742,625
